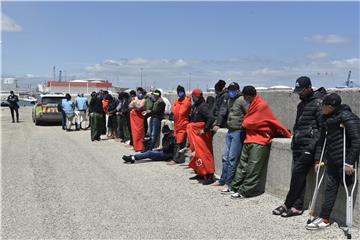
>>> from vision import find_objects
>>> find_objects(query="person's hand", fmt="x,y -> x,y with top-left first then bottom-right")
213,126 -> 220,132
198,129 -> 205,135
345,165 -> 354,176
142,111 -> 147,116
314,162 -> 320,172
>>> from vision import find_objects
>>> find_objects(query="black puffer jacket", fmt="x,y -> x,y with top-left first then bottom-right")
315,105 -> 360,167
291,91 -> 324,153
212,90 -> 228,127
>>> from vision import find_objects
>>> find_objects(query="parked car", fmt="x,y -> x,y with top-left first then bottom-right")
32,93 -> 65,125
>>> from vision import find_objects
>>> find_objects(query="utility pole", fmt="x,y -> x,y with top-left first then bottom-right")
59,70 -> 62,82
188,72 -> 192,91
53,66 -> 56,81
140,68 -> 143,87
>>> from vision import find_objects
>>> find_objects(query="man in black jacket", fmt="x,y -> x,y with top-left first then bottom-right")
273,76 -> 325,217
212,80 -> 228,127
306,93 -> 360,230
7,90 -> 19,123
122,125 -> 175,163
89,92 -> 105,141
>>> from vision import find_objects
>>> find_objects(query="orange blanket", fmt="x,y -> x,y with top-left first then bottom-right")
172,96 -> 192,144
187,122 -> 215,176
242,95 -> 292,145
130,110 -> 145,151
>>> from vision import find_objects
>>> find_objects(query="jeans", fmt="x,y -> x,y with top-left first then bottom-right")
134,150 -> 171,161
219,130 -> 244,186
149,117 -> 161,149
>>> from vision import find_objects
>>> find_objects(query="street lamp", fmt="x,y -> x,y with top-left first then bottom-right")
140,68 -> 143,87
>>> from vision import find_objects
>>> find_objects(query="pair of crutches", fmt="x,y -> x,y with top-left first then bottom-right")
307,126 -> 358,239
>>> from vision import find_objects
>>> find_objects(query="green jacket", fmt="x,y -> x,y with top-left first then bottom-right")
227,95 -> 248,130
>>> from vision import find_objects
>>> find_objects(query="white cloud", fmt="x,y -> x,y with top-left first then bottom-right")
307,52 -> 329,60
80,56 -> 359,90
1,14 -> 22,32
331,58 -> 360,69
304,34 -> 351,44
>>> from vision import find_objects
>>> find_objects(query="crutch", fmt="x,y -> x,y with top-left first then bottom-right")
341,124 -> 358,239
307,132 -> 327,224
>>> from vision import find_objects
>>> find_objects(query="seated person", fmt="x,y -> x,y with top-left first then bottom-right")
122,125 -> 175,163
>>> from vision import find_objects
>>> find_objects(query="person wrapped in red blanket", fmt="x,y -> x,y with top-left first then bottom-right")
229,85 -> 292,199
187,89 -> 216,185
129,87 -> 146,152
169,85 -> 192,165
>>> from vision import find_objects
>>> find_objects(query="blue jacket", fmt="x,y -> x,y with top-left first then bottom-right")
62,100 -> 75,114
75,97 -> 88,111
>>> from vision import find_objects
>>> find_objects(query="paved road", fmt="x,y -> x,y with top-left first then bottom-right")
1,108 -> 359,239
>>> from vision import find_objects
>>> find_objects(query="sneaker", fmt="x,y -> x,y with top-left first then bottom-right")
306,217 -> 330,230
189,175 -> 203,180
231,192 -> 245,199
125,140 -> 131,145
122,155 -> 135,164
210,181 -> 224,187
220,188 -> 235,195
178,147 -> 188,154
202,178 -> 216,185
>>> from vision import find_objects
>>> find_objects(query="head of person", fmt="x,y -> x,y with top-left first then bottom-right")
177,85 -> 186,100
214,80 -> 226,95
294,76 -> 313,99
322,93 -> 341,115
80,93 -> 84,97
206,96 -> 215,108
162,124 -> 171,135
153,89 -> 161,101
191,88 -> 203,103
136,87 -> 146,100
118,92 -> 124,100
129,90 -> 136,99
227,82 -> 240,98
10,90 -> 14,95
91,91 -> 97,98
242,85 -> 257,104
65,93 -> 71,101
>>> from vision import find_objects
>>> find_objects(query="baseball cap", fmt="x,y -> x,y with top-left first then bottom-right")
323,93 -> 341,107
191,89 -> 203,97
294,76 -> 312,93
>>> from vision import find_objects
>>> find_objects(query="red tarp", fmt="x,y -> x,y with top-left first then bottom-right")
242,95 -> 292,145
130,110 -> 145,151
187,122 -> 215,176
172,96 -> 192,144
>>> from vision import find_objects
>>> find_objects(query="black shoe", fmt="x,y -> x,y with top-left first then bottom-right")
12,120 -> 15,123
202,178 -> 216,185
122,155 -> 135,163
189,175 -> 203,180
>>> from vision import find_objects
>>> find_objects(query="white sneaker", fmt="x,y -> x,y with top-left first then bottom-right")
178,147 -> 188,154
125,140 -> 131,145
220,188 -> 235,195
306,217 -> 330,230
231,192 -> 245,199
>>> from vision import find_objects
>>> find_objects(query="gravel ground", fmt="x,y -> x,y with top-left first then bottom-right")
1,108 -> 359,239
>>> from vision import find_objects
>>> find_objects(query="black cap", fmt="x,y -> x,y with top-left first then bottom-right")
294,76 -> 312,93
215,79 -> 226,92
323,93 -> 341,107
228,82 -> 240,91
242,85 -> 257,97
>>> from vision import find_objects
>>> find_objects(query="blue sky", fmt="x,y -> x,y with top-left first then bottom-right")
2,1 -> 359,90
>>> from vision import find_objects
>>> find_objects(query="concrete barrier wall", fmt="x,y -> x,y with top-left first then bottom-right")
164,88 -> 360,130
163,89 -> 360,226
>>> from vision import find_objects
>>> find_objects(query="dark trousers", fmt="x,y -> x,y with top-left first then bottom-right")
90,113 -> 104,141
284,152 -> 314,210
320,167 -> 353,219
10,107 -> 19,122
116,115 -> 123,139
61,110 -> 66,129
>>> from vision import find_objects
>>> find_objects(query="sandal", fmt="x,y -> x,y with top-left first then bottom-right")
281,209 -> 303,218
272,205 -> 287,215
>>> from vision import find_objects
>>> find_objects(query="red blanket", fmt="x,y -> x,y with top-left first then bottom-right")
243,95 -> 292,145
130,110 -> 145,151
187,122 -> 215,176
172,96 -> 192,144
